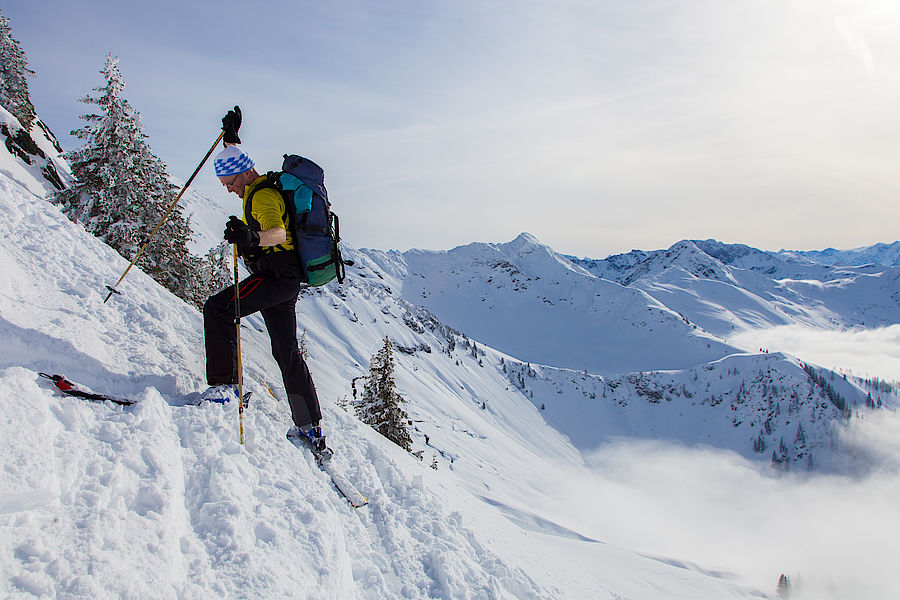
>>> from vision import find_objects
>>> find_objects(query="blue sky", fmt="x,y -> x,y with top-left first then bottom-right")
7,0 -> 900,257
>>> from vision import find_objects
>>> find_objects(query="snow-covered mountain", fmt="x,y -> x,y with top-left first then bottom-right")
2,105 -> 898,598
361,234 -> 734,376
346,235 -> 894,472
571,238 -> 900,336
778,241 -> 900,267
502,351 -> 882,472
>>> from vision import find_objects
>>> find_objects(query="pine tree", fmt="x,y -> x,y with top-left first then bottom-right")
355,337 -> 413,451
753,430 -> 766,454
793,423 -> 807,463
0,11 -> 36,129
54,55 -> 199,304
299,329 -> 310,360
193,241 -> 231,306
777,573 -> 792,598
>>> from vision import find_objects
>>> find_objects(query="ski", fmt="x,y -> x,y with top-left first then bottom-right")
286,434 -> 368,508
39,373 -> 136,406
320,460 -> 368,508
39,373 -> 250,408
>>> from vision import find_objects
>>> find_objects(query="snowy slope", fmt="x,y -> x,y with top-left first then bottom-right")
0,173 -> 766,598
0,105 -> 72,198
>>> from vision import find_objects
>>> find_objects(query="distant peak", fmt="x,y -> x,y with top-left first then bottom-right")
501,232 -> 553,257
665,239 -> 706,256
510,232 -> 542,246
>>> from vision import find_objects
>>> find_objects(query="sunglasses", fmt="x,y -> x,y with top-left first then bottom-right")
221,173 -> 241,187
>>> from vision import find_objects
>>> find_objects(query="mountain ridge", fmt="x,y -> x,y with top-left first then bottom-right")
568,236 -> 900,334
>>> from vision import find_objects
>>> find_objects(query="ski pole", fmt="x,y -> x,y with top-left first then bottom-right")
234,243 -> 245,446
104,130 -> 226,303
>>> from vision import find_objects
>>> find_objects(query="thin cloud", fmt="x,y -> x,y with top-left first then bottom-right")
835,16 -> 876,76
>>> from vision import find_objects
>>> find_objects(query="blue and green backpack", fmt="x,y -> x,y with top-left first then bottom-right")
247,154 -> 346,286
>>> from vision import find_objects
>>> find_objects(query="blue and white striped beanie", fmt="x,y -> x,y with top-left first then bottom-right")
213,145 -> 255,177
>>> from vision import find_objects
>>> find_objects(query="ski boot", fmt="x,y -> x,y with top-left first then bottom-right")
288,424 -> 334,464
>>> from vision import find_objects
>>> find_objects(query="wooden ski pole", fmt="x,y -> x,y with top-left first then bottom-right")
233,243 -> 245,446
104,130 -> 226,302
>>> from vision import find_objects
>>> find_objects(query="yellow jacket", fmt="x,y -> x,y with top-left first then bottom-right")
243,176 -> 295,252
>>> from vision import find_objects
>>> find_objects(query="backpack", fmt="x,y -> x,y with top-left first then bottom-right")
247,154 -> 346,286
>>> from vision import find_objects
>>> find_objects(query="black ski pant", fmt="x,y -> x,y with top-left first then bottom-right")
203,272 -> 322,428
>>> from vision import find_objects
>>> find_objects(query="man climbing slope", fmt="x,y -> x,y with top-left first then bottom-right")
201,107 -> 331,462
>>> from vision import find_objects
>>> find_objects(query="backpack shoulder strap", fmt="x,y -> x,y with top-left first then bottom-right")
245,172 -> 281,200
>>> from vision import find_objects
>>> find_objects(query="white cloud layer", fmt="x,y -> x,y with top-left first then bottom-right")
729,324 -> 900,383
539,416 -> 900,599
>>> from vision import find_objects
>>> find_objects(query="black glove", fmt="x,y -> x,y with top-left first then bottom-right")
222,106 -> 242,145
224,216 -> 259,249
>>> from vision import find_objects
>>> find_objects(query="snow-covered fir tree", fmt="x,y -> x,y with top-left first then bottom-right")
0,11 -> 35,129
193,241 -> 231,307
355,337 -> 413,452
54,55 -> 199,303
300,329 -> 310,360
